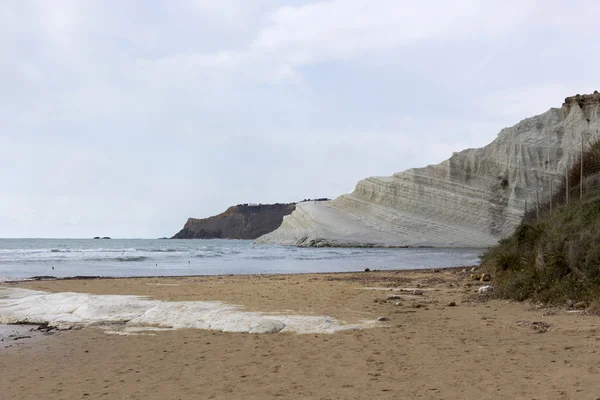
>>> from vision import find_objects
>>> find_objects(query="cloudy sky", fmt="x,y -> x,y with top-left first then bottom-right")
1,0 -> 599,238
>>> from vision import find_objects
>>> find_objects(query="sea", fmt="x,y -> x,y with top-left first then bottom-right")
0,239 -> 482,281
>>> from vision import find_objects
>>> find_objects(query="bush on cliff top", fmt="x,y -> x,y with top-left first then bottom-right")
480,139 -> 600,305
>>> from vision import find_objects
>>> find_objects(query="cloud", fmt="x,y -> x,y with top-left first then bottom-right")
1,0 -> 599,237
253,1 -> 528,62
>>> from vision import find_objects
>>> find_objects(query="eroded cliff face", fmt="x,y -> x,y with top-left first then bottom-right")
256,93 -> 600,247
173,203 -> 296,240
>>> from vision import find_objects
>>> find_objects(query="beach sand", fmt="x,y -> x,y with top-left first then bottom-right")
2,268 -> 600,399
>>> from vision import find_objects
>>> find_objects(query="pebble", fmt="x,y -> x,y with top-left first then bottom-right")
447,301 -> 456,307
566,299 -> 575,308
478,285 -> 492,294
480,273 -> 491,282
531,321 -> 551,333
395,302 -> 402,306
412,289 -> 424,296
387,295 -> 403,300
377,316 -> 388,322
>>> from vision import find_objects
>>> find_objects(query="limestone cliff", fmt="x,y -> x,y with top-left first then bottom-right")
173,203 -> 296,239
256,92 -> 600,248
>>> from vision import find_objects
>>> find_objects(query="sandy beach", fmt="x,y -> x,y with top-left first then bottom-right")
2,268 -> 600,400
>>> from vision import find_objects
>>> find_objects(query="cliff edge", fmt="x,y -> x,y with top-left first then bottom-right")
172,203 -> 296,239
256,92 -> 600,247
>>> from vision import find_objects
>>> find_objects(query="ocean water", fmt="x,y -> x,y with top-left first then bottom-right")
0,239 -> 482,280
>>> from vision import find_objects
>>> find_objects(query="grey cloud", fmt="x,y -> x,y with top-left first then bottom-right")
1,0 -> 599,237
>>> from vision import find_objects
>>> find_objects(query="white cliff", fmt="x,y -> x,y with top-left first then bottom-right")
257,93 -> 600,247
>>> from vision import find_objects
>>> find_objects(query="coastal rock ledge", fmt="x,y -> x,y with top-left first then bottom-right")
256,92 -> 600,248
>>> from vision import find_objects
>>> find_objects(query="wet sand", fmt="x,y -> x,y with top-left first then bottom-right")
2,268 -> 600,399
0,324 -> 52,351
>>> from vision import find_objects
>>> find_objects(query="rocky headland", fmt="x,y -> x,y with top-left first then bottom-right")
172,203 -> 297,239
257,92 -> 600,248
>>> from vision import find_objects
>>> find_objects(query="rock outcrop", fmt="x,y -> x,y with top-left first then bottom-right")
172,203 -> 296,239
256,93 -> 600,247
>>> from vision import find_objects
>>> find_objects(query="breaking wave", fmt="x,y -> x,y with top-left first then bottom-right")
115,256 -> 150,262
0,238 -> 482,279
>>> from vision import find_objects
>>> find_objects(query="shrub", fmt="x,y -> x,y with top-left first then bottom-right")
481,138 -> 600,305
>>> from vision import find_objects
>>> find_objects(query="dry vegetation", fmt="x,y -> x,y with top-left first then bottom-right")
481,139 -> 600,307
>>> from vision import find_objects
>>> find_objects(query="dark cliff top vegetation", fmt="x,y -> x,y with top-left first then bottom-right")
299,198 -> 330,202
235,198 -> 330,207
481,138 -> 600,308
562,91 -> 600,109
235,202 -> 295,207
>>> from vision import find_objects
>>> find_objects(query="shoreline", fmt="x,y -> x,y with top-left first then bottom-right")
3,265 -> 472,284
2,267 -> 599,399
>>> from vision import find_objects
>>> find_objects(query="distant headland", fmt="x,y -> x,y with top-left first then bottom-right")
172,199 -> 329,240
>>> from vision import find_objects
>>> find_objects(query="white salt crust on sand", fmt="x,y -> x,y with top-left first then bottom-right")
0,287 -> 378,334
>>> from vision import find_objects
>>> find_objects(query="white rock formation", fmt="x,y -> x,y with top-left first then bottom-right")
0,287 -> 377,334
257,93 -> 600,247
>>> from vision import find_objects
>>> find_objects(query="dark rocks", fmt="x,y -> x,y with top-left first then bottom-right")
532,321 -> 551,333
172,203 -> 296,239
36,322 -> 57,333
517,320 -> 551,333
29,276 -> 57,281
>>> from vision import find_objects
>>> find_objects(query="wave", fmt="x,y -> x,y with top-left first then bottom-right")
193,249 -> 242,258
138,248 -> 184,253
45,248 -> 186,254
249,255 -> 286,261
294,255 -> 351,261
115,256 -> 150,262
0,248 -> 138,254
194,253 -> 223,259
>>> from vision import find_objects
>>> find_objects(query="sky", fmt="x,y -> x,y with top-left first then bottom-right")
1,0 -> 599,238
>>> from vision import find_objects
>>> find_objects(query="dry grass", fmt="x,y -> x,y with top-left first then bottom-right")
482,139 -> 600,305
